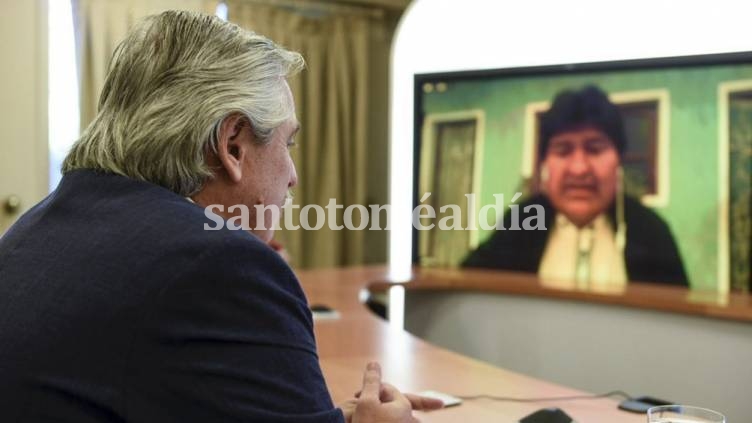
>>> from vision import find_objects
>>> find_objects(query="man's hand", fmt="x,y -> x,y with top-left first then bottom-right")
340,362 -> 444,423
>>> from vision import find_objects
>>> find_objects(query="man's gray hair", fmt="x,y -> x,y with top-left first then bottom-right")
63,10 -> 304,196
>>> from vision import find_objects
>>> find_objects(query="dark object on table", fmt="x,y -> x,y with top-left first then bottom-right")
310,304 -> 334,313
519,407 -> 575,423
618,396 -> 673,413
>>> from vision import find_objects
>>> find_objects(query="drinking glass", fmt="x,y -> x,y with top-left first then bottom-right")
647,405 -> 725,423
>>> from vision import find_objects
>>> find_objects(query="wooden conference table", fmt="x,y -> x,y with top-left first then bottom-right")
297,266 -> 648,422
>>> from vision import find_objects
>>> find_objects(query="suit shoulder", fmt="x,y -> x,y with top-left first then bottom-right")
108,189 -> 296,295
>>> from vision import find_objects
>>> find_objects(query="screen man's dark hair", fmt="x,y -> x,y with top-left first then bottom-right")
538,85 -> 626,160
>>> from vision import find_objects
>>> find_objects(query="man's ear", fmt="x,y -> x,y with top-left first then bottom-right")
216,113 -> 251,183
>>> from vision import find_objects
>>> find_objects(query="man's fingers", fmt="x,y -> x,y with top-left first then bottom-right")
379,382 -> 415,406
378,383 -> 399,402
359,362 -> 382,400
337,398 -> 358,423
355,384 -> 445,410
404,393 -> 445,411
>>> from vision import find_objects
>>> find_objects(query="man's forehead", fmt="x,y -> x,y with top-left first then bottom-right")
276,118 -> 299,138
550,127 -> 611,143
290,119 -> 301,134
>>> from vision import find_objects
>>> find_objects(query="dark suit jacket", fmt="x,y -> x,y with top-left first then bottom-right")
463,194 -> 689,286
0,170 -> 344,423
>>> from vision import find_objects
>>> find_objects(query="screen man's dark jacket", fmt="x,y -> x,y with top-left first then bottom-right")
0,170 -> 344,423
463,194 -> 689,286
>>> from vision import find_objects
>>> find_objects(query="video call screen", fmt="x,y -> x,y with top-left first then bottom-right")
413,53 -> 752,292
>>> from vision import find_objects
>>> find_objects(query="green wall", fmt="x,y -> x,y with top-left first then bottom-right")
421,63 -> 752,290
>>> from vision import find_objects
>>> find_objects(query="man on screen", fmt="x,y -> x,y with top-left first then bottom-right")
463,85 -> 688,288
0,10 -> 440,422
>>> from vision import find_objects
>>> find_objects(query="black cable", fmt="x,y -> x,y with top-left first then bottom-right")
455,390 -> 633,403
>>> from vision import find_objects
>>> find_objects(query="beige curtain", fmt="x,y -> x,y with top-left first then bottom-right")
74,0 -> 218,129
227,1 -> 399,268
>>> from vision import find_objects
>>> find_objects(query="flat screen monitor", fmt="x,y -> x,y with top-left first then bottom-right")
413,52 -> 752,292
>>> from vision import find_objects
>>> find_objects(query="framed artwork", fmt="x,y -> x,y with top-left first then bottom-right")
719,80 -> 752,292
418,109 -> 485,267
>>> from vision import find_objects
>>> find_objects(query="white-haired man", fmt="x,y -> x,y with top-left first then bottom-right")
0,10 -> 440,423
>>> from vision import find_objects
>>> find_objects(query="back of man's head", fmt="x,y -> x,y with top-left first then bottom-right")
63,10 -> 304,196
